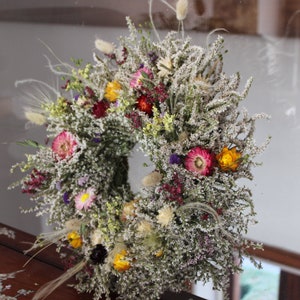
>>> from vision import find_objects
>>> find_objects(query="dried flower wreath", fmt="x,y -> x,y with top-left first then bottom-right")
11,0 -> 269,299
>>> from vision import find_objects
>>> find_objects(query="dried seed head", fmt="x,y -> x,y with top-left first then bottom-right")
176,0 -> 188,21
95,39 -> 115,54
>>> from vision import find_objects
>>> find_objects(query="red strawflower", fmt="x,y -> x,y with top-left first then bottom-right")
136,95 -> 153,116
92,100 -> 110,118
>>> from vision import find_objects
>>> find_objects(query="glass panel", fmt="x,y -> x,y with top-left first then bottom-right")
1,1 -> 300,299
240,258 -> 281,300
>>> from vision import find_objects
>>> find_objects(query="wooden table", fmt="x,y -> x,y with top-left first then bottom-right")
0,223 -> 205,300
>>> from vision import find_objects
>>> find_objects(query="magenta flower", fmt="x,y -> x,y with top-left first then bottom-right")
52,131 -> 77,160
75,187 -> 96,211
184,147 -> 214,176
130,67 -> 153,89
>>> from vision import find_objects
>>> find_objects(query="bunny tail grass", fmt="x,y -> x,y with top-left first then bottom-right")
32,260 -> 87,300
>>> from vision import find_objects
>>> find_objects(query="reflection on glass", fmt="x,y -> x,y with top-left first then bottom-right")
240,258 -> 280,300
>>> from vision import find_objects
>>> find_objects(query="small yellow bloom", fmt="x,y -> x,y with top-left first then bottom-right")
162,113 -> 174,132
155,249 -> 164,257
67,231 -> 82,248
113,249 -> 131,272
104,80 -> 121,102
216,146 -> 242,172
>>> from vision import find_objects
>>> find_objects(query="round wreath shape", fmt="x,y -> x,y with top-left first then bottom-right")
12,9 -> 268,300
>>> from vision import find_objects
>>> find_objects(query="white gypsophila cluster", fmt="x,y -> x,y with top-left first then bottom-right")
10,8 -> 269,300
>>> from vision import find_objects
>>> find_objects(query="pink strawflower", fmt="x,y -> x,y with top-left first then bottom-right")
52,131 -> 77,160
75,187 -> 96,211
130,67 -> 153,89
184,147 -> 214,176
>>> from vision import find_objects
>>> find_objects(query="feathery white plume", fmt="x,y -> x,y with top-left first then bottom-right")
95,39 -> 115,54
176,0 -> 188,21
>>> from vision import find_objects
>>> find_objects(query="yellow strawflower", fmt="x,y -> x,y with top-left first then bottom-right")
67,231 -> 82,248
105,80 -> 121,102
216,146 -> 242,172
113,249 -> 131,272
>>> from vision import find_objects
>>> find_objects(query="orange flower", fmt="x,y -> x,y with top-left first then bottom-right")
216,146 -> 242,172
67,231 -> 82,248
104,80 -> 121,102
113,249 -> 131,272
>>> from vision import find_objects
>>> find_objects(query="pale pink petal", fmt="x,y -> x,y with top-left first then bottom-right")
52,131 -> 77,160
75,187 -> 96,211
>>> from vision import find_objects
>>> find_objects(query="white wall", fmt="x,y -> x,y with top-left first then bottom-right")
0,20 -> 299,299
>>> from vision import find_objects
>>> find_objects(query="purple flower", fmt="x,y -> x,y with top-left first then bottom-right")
56,181 -> 62,190
63,192 -> 70,204
92,133 -> 101,143
169,153 -> 181,165
78,175 -> 89,186
148,51 -> 158,63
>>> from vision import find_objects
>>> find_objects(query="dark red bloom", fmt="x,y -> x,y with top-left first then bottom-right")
201,206 -> 223,221
92,100 -> 110,118
105,47 -> 128,65
61,80 -> 70,90
22,169 -> 48,194
85,86 -> 96,98
116,47 -> 128,65
160,173 -> 184,205
153,83 -> 169,102
126,111 -> 142,129
136,95 -> 153,116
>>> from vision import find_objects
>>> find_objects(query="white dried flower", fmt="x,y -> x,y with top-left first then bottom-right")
176,0 -> 188,21
65,219 -> 81,231
137,221 -> 153,235
95,39 -> 115,54
157,206 -> 174,227
76,96 -> 93,108
121,200 -> 137,221
142,171 -> 162,187
157,56 -> 173,77
90,228 -> 104,246
24,111 -> 46,125
178,131 -> 188,143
